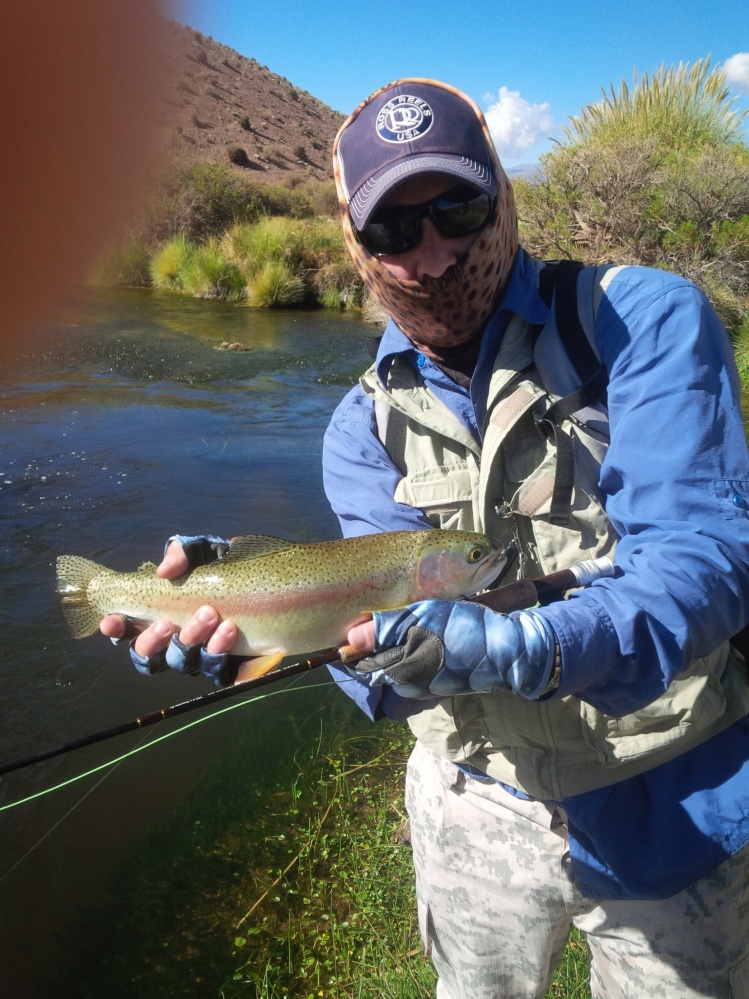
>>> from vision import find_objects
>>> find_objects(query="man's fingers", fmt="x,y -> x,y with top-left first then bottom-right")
174,606 -> 222,647
205,620 -> 238,655
157,540 -> 190,579
100,614 -> 127,640
347,619 -> 376,652
133,619 -> 175,658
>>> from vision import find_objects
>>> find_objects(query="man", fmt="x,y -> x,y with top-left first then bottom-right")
104,80 -> 749,998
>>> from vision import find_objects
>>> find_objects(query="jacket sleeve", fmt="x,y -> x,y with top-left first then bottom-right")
538,269 -> 749,714
323,388 -> 433,537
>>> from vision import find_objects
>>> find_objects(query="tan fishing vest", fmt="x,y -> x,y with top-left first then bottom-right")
360,264 -> 749,799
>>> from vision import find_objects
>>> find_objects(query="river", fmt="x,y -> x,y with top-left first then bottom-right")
0,288 -> 377,996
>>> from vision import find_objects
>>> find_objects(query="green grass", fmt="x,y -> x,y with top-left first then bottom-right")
46,687 -> 591,998
247,259 -> 307,308
180,240 -> 247,301
149,233 -> 194,291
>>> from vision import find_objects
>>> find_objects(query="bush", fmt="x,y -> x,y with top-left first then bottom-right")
247,260 -> 306,307
180,241 -> 246,301
311,259 -> 364,309
514,57 -> 749,339
227,146 -> 250,167
91,239 -> 151,287
149,234 -> 194,291
144,162 -> 259,245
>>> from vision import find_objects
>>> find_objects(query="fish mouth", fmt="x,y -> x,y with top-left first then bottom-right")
458,546 -> 512,597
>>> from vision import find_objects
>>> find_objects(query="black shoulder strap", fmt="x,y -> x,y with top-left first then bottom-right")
534,260 -> 609,525
553,260 -> 601,386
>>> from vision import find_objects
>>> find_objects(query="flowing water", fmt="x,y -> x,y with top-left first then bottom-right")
0,288 -> 378,995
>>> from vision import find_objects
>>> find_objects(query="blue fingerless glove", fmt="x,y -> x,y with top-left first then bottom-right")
129,635 -> 239,685
355,601 -> 558,700
124,533 -> 236,685
167,534 -> 231,571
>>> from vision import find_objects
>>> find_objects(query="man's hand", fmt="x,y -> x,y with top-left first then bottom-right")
99,539 -> 241,684
348,601 -> 558,700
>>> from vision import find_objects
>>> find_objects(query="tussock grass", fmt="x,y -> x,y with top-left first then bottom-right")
226,216 -> 301,274
564,58 -> 747,150
247,259 -> 306,307
149,233 -> 194,291
515,56 -> 749,348
180,240 -> 247,301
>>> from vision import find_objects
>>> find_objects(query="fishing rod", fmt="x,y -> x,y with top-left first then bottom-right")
0,648 -> 342,778
0,556 -> 614,777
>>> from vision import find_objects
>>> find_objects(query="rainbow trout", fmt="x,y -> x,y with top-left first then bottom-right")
57,530 -> 506,659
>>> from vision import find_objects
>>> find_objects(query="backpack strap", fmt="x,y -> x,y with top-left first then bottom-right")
534,260 -> 609,525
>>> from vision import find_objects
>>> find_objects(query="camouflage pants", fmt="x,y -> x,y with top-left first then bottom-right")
405,741 -> 749,999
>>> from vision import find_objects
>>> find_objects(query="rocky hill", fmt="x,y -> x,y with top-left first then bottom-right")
156,20 -> 345,184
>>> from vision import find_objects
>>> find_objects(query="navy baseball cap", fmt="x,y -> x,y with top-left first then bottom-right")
335,79 -> 498,230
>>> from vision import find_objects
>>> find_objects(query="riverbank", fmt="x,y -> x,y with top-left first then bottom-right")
45,698 -> 590,998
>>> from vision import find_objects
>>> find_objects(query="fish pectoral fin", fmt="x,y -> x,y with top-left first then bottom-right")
234,652 -> 285,684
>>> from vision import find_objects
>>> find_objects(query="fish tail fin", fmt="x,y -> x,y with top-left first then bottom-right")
234,652 -> 284,684
56,555 -> 105,639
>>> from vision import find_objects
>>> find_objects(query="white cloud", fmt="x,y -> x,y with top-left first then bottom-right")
483,86 -> 555,160
724,52 -> 749,95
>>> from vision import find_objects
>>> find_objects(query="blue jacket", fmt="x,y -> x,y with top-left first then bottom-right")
323,249 -> 749,899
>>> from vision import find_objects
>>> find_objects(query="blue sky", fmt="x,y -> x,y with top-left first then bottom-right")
174,0 -> 749,164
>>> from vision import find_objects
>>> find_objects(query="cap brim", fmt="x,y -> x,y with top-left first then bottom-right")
349,154 -> 497,229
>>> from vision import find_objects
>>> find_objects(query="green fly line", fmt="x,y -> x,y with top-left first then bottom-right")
0,679 -> 328,814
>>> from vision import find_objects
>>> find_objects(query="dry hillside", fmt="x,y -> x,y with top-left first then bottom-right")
156,20 -> 345,184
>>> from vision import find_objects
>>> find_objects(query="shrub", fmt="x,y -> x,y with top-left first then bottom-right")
514,57 -> 749,340
91,239 -> 151,287
311,259 -> 364,309
149,234 -> 194,291
180,240 -> 246,300
144,162 -> 258,244
227,146 -> 250,167
247,260 -> 306,307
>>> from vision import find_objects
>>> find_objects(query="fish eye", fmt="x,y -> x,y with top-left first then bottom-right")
467,546 -> 484,563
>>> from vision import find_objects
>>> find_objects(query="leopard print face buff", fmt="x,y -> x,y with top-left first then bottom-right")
333,79 -> 518,350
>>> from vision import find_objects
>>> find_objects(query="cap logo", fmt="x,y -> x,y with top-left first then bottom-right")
376,95 -> 433,143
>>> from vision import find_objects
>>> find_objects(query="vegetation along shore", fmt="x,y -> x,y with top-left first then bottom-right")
95,39 -> 749,385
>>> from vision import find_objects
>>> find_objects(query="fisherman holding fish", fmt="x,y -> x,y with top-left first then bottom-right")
100,80 -> 749,998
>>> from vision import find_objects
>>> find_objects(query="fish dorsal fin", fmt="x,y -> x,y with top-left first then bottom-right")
222,534 -> 297,562
137,561 -> 158,573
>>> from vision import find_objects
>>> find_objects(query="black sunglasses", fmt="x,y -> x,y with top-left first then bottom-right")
354,185 -> 495,257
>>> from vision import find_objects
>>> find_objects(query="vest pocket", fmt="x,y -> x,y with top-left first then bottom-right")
395,463 -> 476,531
578,654 -> 728,764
